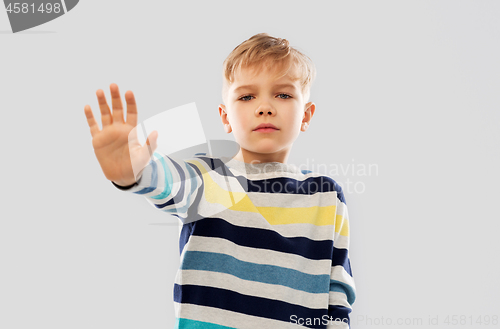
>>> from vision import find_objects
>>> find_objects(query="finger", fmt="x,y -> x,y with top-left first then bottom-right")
84,105 -> 101,138
96,89 -> 113,127
124,90 -> 138,127
110,83 -> 125,124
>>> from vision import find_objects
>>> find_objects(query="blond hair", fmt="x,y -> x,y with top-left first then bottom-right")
222,33 -> 316,104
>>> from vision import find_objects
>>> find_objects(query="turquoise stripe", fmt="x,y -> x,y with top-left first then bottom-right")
143,154 -> 201,217
330,279 -> 356,305
180,250 -> 330,294
175,318 -> 236,329
150,153 -> 173,199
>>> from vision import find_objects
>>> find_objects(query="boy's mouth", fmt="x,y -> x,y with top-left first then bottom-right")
253,123 -> 279,131
254,128 -> 279,133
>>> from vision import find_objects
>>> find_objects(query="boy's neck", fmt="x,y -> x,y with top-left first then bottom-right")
232,148 -> 290,164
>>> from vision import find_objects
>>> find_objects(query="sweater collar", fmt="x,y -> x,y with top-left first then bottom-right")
220,156 -> 301,175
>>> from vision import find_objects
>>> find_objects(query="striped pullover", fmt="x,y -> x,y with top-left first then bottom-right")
112,151 -> 356,329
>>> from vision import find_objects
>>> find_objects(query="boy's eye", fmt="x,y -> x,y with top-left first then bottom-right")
277,93 -> 292,99
239,95 -> 254,101
238,93 -> 292,101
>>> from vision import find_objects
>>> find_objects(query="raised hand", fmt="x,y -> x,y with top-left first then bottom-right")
84,83 -> 158,186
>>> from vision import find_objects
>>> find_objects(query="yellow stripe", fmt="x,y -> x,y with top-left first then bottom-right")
186,159 -> 349,235
186,160 -> 255,211
335,214 -> 349,236
257,206 -> 336,226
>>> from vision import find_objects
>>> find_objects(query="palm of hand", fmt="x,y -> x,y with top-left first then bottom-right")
84,83 -> 158,185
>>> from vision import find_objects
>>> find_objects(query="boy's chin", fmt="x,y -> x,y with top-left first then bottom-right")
244,144 -> 282,154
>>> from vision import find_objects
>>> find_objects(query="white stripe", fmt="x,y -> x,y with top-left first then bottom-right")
247,190 -> 338,208
328,291 -> 352,309
231,167 -> 304,179
333,202 -> 350,248
174,301 -> 307,329
333,234 -> 349,250
330,265 -> 356,291
175,269 -> 329,309
336,202 -> 348,222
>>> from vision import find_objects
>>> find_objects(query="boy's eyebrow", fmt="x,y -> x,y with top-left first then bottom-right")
232,83 -> 298,93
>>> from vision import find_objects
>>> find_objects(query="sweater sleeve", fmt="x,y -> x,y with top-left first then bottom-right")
111,151 -> 204,224
327,186 -> 356,329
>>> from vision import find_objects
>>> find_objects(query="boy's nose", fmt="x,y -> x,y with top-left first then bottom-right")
255,103 -> 275,116
257,109 -> 274,115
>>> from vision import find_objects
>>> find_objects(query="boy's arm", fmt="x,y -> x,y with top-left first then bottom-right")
328,186 -> 356,329
111,150 -> 204,224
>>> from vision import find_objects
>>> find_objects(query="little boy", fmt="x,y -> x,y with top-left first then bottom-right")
84,33 -> 356,329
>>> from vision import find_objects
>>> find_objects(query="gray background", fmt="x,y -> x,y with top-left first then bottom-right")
1,1 -> 499,328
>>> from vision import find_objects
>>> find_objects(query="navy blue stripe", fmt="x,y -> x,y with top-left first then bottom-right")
156,157 -> 187,208
335,185 -> 346,204
179,222 -> 195,256
196,156 -> 346,203
153,157 -> 205,216
179,162 -> 205,222
196,156 -> 237,178
177,163 -> 205,250
173,284 -> 329,328
331,248 -> 352,276
191,217 -> 333,260
328,305 -> 352,326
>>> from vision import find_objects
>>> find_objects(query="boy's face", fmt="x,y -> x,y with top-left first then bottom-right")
219,63 -> 315,164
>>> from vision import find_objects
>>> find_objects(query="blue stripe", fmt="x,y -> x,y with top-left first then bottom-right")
132,154 -> 184,198
328,304 -> 352,326
330,279 -> 356,305
155,157 -> 187,208
180,251 -> 330,294
149,154 -> 173,199
175,318 -> 236,329
158,161 -> 199,215
179,221 -> 195,255
173,284 -> 328,327
131,154 -> 206,222
175,164 -> 206,224
191,217 -> 333,260
332,248 -> 352,276
132,155 -> 202,217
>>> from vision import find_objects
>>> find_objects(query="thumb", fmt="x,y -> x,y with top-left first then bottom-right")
145,130 -> 158,152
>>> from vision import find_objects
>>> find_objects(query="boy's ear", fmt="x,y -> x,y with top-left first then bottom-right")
219,104 -> 229,124
219,104 -> 232,133
303,102 -> 316,122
